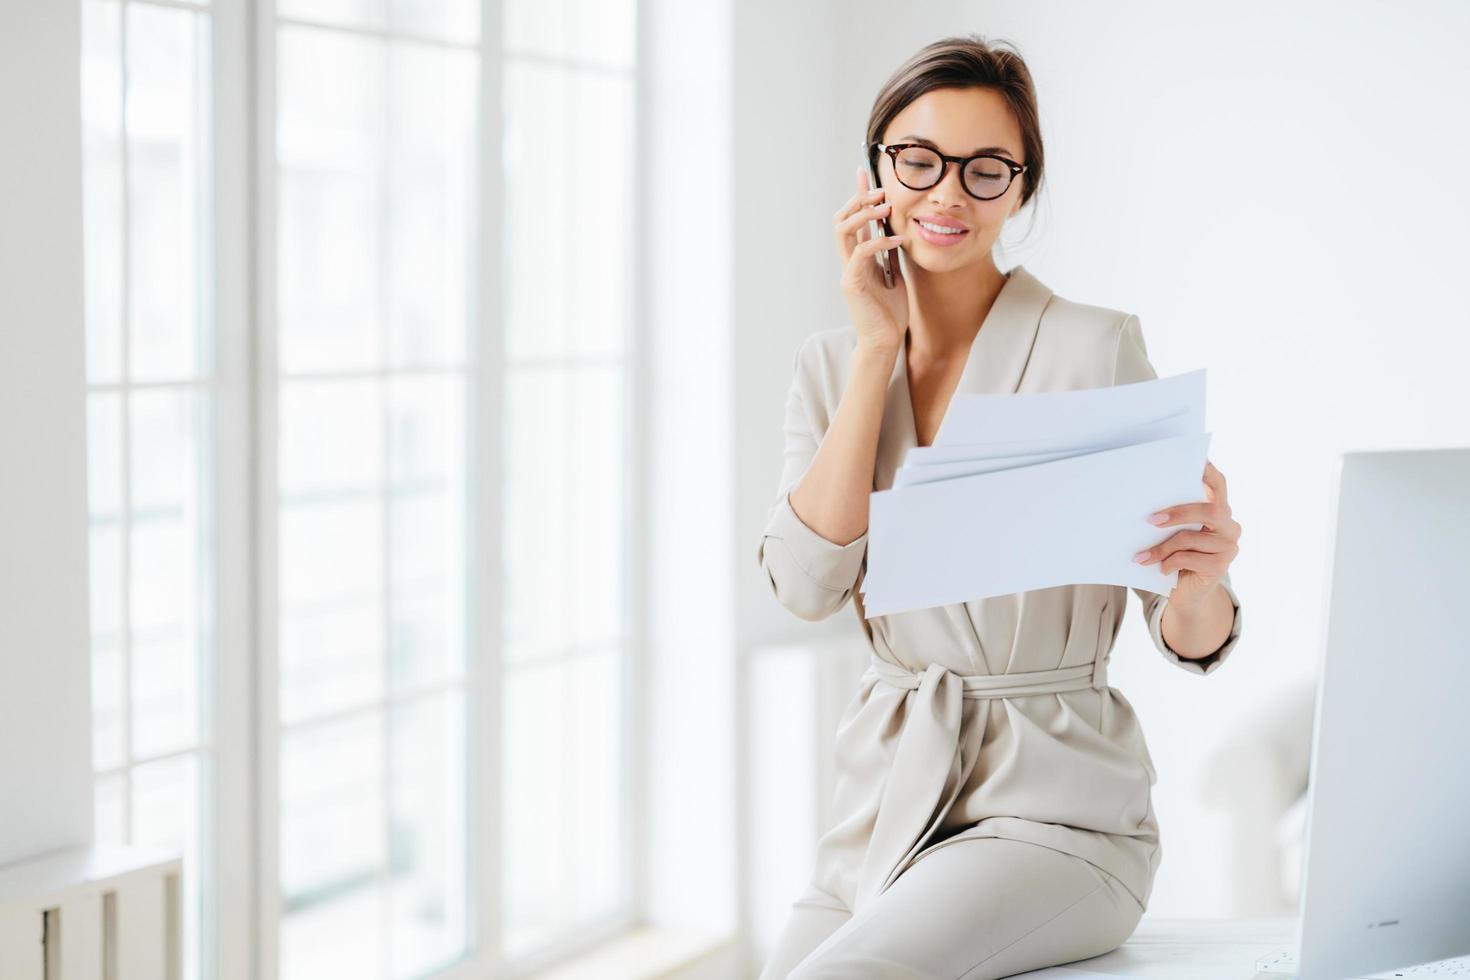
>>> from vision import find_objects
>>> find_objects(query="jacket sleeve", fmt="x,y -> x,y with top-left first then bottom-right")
1115,313 -> 1244,676
1132,572 -> 1243,676
756,336 -> 868,622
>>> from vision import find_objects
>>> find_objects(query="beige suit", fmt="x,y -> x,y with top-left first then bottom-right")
755,264 -> 1243,979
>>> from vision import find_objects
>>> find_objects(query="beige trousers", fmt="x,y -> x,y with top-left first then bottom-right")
759,837 -> 1144,980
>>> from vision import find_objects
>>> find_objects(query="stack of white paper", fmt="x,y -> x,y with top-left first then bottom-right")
859,369 -> 1212,617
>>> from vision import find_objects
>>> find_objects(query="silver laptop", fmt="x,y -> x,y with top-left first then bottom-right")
1256,448 -> 1470,979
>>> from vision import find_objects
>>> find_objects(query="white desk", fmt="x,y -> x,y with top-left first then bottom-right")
1038,916 -> 1295,979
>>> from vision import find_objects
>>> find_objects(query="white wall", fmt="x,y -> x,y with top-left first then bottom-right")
640,0 -> 739,937
736,0 -> 1470,919
732,0 -> 853,656
0,0 -> 95,867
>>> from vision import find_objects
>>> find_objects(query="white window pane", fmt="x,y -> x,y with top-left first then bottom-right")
132,627 -> 200,759
280,600 -> 384,725
277,26 -> 385,374
131,388 -> 201,515
502,363 -> 623,665
502,658 -> 570,957
129,513 -> 196,631
87,393 -> 123,519
90,511 -> 127,770
279,378 -> 383,497
280,714 -> 385,976
132,753 -> 203,980
279,498 -> 383,609
563,365 -> 624,649
503,63 -> 632,360
95,771 -> 127,844
502,370 -> 568,662
389,494 -> 463,690
568,649 -> 624,921
502,649 -> 624,955
279,499 -> 386,719
82,0 -> 124,384
392,0 -> 478,45
125,4 -> 209,383
501,65 -> 565,360
125,388 -> 205,758
561,70 -> 632,359
92,634 -> 126,772
504,0 -> 635,69
129,506 -> 201,759
278,0 -> 385,33
88,517 -> 124,641
279,0 -> 478,42
281,880 -> 387,980
88,394 -> 126,771
388,376 -> 461,486
132,750 -> 199,855
386,45 -> 475,368
388,691 -> 467,978
388,377 -> 465,690
280,714 -> 384,893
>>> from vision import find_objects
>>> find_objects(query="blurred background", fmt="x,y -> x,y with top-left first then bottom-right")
2,0 -> 1467,977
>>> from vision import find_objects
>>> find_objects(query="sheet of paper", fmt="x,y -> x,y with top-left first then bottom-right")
1002,969 -> 1150,979
933,368 -> 1205,447
860,431 -> 1211,617
894,412 -> 1197,487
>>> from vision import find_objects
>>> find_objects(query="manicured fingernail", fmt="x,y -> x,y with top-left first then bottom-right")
1133,550 -> 1150,563
1149,512 -> 1168,525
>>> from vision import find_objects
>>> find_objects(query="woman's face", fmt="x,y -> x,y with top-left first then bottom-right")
878,86 -> 1026,274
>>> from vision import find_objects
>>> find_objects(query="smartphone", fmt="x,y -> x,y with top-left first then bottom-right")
863,143 -> 898,289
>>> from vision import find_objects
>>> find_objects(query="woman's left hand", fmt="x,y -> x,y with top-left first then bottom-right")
1133,460 -> 1242,610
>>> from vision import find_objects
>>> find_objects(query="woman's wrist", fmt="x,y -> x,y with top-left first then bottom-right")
853,340 -> 900,367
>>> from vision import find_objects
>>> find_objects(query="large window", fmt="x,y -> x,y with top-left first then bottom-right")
266,2 -> 477,975
498,0 -> 636,961
80,3 -> 216,979
80,0 -> 640,976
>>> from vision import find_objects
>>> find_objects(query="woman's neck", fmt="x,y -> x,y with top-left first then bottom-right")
903,257 -> 1008,362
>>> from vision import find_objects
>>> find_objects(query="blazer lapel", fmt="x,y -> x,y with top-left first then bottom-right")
872,264 -> 1055,491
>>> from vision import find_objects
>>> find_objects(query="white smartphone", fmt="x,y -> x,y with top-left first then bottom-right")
863,143 -> 897,289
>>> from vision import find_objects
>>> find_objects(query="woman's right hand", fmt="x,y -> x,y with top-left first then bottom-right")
835,165 -> 908,356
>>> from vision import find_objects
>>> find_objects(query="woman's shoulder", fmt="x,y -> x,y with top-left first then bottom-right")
1031,281 -> 1143,379
1012,263 -> 1136,339
785,324 -> 862,389
1041,286 -> 1136,336
795,323 -> 859,364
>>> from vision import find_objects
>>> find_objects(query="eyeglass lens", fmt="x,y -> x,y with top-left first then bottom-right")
893,146 -> 1014,200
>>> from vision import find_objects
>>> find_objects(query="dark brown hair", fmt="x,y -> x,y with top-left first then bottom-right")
865,34 -> 1044,211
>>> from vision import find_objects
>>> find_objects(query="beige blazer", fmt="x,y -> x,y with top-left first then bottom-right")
756,263 -> 1243,917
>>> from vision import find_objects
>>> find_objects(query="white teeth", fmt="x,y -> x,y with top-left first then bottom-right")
917,220 -> 965,235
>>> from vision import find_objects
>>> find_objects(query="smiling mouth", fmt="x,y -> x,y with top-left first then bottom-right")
914,219 -> 967,235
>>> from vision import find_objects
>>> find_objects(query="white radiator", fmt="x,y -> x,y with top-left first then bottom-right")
0,843 -> 182,980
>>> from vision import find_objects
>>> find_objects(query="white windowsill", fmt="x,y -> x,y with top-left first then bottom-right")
534,926 -> 737,980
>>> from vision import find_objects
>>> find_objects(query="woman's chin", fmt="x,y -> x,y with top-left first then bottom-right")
905,243 -> 989,274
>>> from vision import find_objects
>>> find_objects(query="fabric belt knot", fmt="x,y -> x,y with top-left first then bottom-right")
851,652 -> 1110,910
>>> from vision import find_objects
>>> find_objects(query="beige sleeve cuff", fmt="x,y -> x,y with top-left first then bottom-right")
756,490 -> 868,621
1147,574 -> 1242,676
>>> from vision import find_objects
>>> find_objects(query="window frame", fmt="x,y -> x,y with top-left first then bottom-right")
248,2 -> 643,977
84,0 -> 646,973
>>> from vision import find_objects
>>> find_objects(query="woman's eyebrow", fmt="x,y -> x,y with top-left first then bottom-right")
897,134 -> 1016,157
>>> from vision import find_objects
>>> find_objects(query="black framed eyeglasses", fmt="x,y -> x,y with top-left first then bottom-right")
869,141 -> 1027,201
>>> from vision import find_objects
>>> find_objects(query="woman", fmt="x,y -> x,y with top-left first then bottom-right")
756,35 -> 1244,980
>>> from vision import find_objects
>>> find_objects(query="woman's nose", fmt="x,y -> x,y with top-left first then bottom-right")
928,162 -> 969,205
